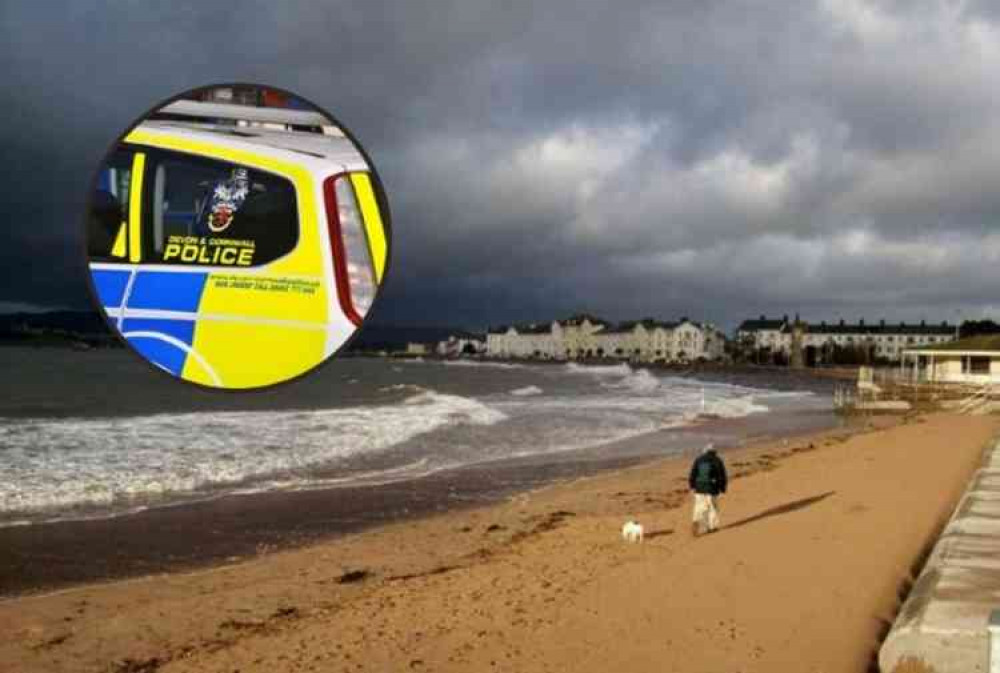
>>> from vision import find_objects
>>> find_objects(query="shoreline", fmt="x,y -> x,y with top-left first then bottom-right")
4,411 -> 993,672
0,407 -> 842,599
380,351 -> 863,378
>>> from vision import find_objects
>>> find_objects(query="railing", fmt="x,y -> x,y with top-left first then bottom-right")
833,385 -> 857,413
837,367 -> 997,413
958,381 -> 995,414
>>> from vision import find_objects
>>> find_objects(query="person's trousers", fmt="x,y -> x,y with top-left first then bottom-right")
692,493 -> 719,531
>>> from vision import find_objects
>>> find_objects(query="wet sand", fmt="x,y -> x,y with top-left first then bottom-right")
0,409 -> 837,597
3,412 -> 996,673
0,454 -> 644,596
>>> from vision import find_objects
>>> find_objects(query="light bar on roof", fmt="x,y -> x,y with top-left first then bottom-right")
156,100 -> 333,129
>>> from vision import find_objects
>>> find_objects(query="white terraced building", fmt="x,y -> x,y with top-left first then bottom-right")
737,315 -> 959,364
486,314 -> 726,363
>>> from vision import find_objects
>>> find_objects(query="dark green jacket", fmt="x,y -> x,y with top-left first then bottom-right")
689,451 -> 728,495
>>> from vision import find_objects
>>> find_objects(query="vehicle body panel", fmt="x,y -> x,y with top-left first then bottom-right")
87,118 -> 387,389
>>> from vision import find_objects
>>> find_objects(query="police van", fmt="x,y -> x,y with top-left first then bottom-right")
87,100 -> 389,389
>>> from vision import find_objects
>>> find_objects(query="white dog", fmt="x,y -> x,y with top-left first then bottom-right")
621,520 -> 644,543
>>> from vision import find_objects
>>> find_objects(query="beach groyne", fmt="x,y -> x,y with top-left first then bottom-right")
879,435 -> 1000,672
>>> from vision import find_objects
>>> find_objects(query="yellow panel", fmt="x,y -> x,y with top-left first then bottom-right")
184,320 -> 327,389
349,172 -> 387,282
180,350 -> 216,387
128,153 -> 146,262
122,129 -> 347,388
197,271 -> 328,323
111,221 -> 127,258
124,130 -> 322,277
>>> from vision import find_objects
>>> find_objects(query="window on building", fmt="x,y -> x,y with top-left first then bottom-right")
965,357 -> 991,374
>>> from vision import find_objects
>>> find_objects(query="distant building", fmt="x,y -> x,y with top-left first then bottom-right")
436,333 -> 486,357
405,342 -> 429,355
485,314 -> 726,363
903,335 -> 1000,383
551,314 -> 611,360
737,315 -> 789,354
737,316 -> 958,364
486,322 -> 557,359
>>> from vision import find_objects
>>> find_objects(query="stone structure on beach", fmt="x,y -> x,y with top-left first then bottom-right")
789,316 -> 805,369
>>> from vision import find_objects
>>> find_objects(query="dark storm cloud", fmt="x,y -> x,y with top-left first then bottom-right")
3,0 -> 1000,331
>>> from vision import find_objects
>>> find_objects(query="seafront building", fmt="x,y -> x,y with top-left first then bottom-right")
738,315 -> 958,364
485,314 -> 726,363
901,334 -> 1000,383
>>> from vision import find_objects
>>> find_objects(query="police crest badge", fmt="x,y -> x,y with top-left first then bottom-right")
207,167 -> 250,233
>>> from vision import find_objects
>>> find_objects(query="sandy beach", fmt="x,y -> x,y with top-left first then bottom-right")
3,411 -> 997,673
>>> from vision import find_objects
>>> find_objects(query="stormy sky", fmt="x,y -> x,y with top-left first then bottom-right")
3,0 -> 1000,333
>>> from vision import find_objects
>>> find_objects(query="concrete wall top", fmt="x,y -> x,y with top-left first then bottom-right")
880,437 -> 1000,672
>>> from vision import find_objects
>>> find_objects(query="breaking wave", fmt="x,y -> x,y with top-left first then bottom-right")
0,358 -> 825,527
443,360 -> 525,369
0,390 -> 506,523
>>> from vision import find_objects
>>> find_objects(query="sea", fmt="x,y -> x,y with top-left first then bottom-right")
0,347 -> 839,528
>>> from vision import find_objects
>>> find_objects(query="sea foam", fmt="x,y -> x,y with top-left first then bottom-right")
0,390 -> 505,522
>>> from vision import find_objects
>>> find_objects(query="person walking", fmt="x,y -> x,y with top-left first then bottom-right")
688,443 -> 727,537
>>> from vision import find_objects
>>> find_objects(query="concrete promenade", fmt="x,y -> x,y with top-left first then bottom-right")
880,436 -> 1000,672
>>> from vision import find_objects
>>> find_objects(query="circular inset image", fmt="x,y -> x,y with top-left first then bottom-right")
84,84 -> 390,389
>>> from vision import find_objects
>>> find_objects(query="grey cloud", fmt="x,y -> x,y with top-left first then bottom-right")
4,0 -> 1000,331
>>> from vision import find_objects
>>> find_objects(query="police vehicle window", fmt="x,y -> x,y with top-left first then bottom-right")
148,152 -> 298,267
88,149 -> 133,259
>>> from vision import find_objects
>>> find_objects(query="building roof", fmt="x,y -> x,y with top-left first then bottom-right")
512,323 -> 550,335
908,334 -> 1000,353
485,323 -> 547,335
799,320 -> 955,336
492,316 -> 712,335
738,315 -> 787,331
602,324 -> 632,335
612,318 -> 679,333
739,316 -> 955,336
444,330 -> 484,341
556,313 -> 610,327
680,318 -> 713,331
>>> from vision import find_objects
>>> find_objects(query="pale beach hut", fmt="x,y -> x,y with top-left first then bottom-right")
901,334 -> 1000,383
